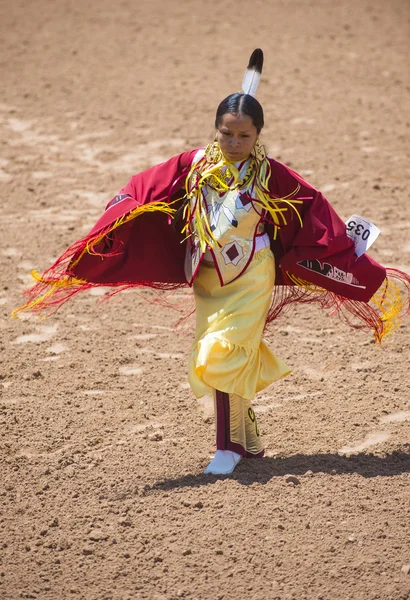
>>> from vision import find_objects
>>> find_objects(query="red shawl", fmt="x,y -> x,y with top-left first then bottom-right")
14,150 -> 410,342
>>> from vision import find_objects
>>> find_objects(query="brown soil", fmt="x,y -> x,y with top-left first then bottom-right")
1,1 -> 409,599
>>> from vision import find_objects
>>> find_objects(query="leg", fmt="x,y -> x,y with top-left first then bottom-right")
215,390 -> 264,457
204,390 -> 264,475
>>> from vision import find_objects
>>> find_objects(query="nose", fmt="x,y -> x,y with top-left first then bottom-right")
229,136 -> 240,147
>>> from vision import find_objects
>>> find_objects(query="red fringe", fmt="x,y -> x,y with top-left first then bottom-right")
266,267 -> 410,343
16,226 -> 187,318
21,279 -> 186,318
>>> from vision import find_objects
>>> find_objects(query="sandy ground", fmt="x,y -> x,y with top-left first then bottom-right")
1,0 -> 410,599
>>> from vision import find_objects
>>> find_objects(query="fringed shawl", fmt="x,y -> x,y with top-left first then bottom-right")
13,148 -> 410,343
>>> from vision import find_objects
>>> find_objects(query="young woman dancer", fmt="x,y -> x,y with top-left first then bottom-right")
14,50 -> 410,474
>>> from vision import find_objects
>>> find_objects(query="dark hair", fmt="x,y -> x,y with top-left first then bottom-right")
215,93 -> 264,134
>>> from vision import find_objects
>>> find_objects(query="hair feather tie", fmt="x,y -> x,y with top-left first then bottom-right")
241,48 -> 264,97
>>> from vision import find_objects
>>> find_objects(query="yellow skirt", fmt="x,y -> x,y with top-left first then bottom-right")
188,248 -> 291,400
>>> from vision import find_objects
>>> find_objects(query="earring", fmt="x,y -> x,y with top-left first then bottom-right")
252,138 -> 266,161
205,137 -> 223,163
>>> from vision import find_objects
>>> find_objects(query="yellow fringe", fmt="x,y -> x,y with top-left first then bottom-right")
369,279 -> 404,338
183,151 -> 304,252
285,272 -> 326,293
11,272 -> 88,318
72,199 -> 179,268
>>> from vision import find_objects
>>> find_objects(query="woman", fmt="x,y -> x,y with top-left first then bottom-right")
14,50 -> 410,475
186,93 -> 292,474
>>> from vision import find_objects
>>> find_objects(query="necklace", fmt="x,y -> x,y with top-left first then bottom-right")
207,160 -> 255,193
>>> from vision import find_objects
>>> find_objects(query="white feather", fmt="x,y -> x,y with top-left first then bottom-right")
241,68 -> 261,97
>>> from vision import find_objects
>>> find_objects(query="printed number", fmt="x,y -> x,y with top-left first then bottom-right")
248,408 -> 260,437
347,220 -> 370,241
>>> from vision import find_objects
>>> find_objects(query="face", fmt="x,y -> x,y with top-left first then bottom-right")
216,112 -> 258,163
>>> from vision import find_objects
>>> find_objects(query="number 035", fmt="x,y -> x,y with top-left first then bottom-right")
346,220 -> 371,241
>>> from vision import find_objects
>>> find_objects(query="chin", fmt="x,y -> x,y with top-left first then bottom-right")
224,152 -> 248,163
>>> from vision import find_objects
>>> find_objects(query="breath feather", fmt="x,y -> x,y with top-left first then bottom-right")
241,48 -> 264,97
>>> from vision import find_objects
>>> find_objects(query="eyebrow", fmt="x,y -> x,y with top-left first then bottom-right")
219,127 -> 253,133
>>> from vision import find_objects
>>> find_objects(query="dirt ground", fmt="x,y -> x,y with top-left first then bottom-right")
1,0 -> 410,599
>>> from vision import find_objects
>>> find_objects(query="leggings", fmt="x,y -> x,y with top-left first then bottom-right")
214,390 -> 264,458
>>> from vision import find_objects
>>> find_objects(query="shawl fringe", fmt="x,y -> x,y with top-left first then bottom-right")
11,200 -> 183,319
267,267 -> 410,344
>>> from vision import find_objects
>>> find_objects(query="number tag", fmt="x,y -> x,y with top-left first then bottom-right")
345,214 -> 380,257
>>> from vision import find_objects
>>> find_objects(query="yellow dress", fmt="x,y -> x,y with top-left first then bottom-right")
188,247 -> 291,401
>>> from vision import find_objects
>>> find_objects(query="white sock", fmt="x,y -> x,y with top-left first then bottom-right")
204,450 -> 242,475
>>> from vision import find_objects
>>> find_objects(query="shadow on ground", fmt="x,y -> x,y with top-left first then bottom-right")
143,450 -> 410,493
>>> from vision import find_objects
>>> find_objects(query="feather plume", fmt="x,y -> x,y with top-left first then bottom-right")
241,48 -> 264,97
